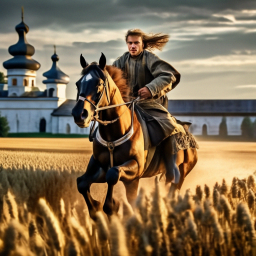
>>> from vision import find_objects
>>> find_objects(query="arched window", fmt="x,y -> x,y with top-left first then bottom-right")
10,93 -> 17,97
66,124 -> 71,134
202,124 -> 208,136
23,79 -> 28,86
49,88 -> 55,97
219,117 -> 227,137
32,80 -> 34,87
12,78 -> 17,86
39,118 -> 46,133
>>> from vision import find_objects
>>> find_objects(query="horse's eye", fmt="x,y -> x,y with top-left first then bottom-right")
97,84 -> 104,93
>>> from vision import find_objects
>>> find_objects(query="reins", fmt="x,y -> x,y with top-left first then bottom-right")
78,72 -> 140,167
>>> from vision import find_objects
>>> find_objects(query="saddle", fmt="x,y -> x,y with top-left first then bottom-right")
134,101 -> 187,147
134,101 -> 197,169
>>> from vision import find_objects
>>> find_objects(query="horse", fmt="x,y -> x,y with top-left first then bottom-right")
72,53 -> 198,218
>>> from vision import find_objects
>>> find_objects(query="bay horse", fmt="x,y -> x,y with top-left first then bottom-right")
72,53 -> 198,218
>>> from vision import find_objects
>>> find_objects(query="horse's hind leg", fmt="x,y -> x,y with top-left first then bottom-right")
77,155 -> 106,219
177,148 -> 198,189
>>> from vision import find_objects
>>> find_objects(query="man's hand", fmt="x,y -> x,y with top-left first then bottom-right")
138,87 -> 152,99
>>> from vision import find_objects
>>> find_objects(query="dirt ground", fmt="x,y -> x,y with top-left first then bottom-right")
1,138 -> 255,199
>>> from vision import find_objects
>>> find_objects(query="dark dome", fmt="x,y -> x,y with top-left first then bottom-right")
15,21 -> 29,33
9,21 -> 35,56
3,16 -> 40,70
43,51 -> 69,84
3,56 -> 40,70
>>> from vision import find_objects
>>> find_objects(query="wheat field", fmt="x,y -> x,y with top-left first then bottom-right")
0,138 -> 256,255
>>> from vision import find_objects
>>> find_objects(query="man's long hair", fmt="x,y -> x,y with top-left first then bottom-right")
125,29 -> 170,51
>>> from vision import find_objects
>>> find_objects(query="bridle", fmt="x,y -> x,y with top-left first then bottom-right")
77,71 -> 140,167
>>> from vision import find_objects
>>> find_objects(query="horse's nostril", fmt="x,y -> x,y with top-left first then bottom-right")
81,109 -> 88,120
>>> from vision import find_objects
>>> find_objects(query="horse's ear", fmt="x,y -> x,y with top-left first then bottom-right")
80,54 -> 88,68
99,53 -> 106,70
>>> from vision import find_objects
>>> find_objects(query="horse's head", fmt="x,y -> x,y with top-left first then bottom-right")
72,53 -> 110,128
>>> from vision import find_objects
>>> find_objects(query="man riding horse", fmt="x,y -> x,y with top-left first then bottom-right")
113,28 -> 194,190
72,29 -> 198,218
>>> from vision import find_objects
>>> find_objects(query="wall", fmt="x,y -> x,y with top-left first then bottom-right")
52,116 -> 90,134
175,115 -> 256,136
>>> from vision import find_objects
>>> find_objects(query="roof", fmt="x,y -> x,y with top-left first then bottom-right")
51,99 -> 76,116
168,100 -> 256,116
20,88 -> 47,97
43,50 -> 69,84
3,56 -> 40,70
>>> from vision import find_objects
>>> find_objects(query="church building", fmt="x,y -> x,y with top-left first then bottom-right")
0,12 -> 89,135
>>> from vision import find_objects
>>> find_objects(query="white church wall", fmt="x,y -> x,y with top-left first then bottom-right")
57,84 -> 66,99
7,69 -> 36,86
0,98 -> 61,133
46,84 -> 66,99
7,69 -> 37,96
173,115 -> 256,136
1,108 -> 53,133
52,116 -> 90,134
226,117 -> 243,135
59,116 -> 89,134
174,116 -> 222,135
51,116 -> 59,134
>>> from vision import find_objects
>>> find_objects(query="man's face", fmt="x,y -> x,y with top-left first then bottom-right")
126,35 -> 144,57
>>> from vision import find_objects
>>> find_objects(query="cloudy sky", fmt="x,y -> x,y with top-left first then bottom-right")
1,0 -> 256,100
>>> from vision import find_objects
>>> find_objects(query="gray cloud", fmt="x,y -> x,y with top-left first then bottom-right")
160,31 -> 256,61
1,0 -> 256,33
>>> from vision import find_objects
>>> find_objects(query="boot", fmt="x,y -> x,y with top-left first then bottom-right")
165,153 -> 180,184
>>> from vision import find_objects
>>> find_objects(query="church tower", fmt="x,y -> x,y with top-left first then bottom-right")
42,45 -> 69,101
3,8 -> 40,97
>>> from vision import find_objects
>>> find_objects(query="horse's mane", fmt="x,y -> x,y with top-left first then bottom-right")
105,65 -> 130,103
81,64 -> 131,103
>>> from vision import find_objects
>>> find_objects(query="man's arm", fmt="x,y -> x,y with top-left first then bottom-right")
145,52 -> 180,99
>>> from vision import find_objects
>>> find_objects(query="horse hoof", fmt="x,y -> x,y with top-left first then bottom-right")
103,198 -> 120,216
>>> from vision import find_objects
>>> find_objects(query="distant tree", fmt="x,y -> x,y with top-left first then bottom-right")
253,119 -> 256,139
0,72 -> 7,84
0,113 -> 10,137
219,117 -> 228,137
241,117 -> 253,138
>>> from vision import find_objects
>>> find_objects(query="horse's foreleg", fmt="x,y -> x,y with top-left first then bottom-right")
77,155 -> 106,219
103,159 -> 139,216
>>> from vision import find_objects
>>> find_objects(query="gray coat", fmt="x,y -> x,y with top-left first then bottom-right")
113,50 -> 185,146
112,50 -> 180,108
